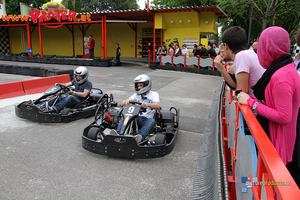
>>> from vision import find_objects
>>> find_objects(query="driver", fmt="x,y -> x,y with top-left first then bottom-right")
110,74 -> 160,143
45,66 -> 92,112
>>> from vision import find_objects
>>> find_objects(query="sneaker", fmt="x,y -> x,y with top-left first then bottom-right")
135,135 -> 142,144
110,129 -> 118,135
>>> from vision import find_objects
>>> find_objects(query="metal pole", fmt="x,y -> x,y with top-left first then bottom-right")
102,16 -> 104,58
38,21 -> 43,57
26,21 -> 32,57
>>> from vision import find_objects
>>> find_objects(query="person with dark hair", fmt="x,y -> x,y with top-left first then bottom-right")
221,26 -> 265,97
88,35 -> 95,58
208,44 -> 217,57
168,44 -> 174,55
213,43 -> 219,55
199,44 -> 208,57
193,44 -> 200,56
116,43 -> 121,64
237,26 -> 300,189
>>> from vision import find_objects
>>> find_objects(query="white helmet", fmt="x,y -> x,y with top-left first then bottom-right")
134,74 -> 152,95
74,66 -> 88,84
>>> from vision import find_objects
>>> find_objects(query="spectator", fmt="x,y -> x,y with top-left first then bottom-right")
182,44 -> 189,56
221,26 -> 265,97
168,44 -> 174,55
156,46 -> 162,62
160,45 -> 167,65
252,41 -> 258,53
88,35 -> 95,58
193,44 -> 200,56
147,42 -> 153,58
199,44 -> 209,57
208,44 -> 217,57
237,26 -> 300,188
116,43 -> 121,64
174,43 -> 182,55
213,43 -> 220,55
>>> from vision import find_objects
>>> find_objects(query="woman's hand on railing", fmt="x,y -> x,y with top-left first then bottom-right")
236,92 -> 250,104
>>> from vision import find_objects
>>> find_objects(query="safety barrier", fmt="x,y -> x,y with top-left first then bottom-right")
22,74 -> 70,95
222,85 -> 300,199
191,82 -> 300,199
148,52 -> 221,76
0,81 -> 26,99
0,74 -> 70,99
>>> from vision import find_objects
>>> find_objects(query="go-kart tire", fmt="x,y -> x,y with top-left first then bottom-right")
155,134 -> 166,145
87,127 -> 101,140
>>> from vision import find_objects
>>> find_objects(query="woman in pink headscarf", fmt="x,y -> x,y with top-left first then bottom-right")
237,26 -> 300,186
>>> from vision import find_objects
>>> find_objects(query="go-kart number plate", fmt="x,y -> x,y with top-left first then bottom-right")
128,106 -> 135,113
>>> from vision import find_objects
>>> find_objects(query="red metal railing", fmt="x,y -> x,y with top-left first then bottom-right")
222,87 -> 300,199
148,51 -> 216,70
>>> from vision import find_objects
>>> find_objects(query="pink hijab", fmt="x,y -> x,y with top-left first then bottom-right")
257,26 -> 290,69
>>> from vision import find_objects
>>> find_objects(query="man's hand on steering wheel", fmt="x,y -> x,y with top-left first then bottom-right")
140,102 -> 148,109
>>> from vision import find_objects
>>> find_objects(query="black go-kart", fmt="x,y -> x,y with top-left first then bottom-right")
15,83 -> 107,123
82,96 -> 180,159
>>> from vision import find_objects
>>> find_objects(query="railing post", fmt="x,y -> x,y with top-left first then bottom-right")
198,56 -> 200,69
184,55 -> 186,68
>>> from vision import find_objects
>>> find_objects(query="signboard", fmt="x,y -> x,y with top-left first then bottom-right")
1,2 -> 91,23
142,28 -> 161,37
27,48 -> 32,55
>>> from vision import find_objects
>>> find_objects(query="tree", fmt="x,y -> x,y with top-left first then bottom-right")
6,0 -> 48,15
151,0 -> 218,8
218,0 -> 300,44
75,0 -> 81,12
67,0 -> 74,11
80,0 -> 138,12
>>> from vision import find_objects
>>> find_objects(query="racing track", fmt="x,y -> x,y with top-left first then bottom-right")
0,61 -> 223,200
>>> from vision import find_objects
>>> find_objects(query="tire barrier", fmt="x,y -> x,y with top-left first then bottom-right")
0,55 -> 110,67
191,82 -> 226,199
150,64 -> 222,76
0,81 -> 26,99
0,63 -> 74,80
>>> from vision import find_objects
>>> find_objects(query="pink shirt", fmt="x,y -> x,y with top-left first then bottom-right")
247,63 -> 300,164
169,48 -> 174,55
234,49 -> 266,96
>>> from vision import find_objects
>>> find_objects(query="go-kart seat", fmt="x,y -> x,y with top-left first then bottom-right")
68,89 -> 103,110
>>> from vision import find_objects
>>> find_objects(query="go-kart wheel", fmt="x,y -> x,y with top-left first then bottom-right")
56,83 -> 70,91
87,127 -> 101,140
155,134 -> 166,145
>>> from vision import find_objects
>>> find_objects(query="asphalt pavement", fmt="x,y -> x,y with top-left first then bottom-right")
0,61 -> 223,200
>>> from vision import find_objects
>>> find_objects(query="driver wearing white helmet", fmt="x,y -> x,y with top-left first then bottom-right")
45,66 -> 93,112
110,74 -> 160,143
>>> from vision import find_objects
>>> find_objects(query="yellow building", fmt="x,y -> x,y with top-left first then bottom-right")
0,4 -> 227,58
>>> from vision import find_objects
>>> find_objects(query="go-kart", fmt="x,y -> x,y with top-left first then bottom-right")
82,96 -> 180,159
15,83 -> 107,123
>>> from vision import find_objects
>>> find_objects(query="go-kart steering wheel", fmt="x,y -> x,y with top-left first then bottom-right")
129,101 -> 146,112
56,83 -> 71,91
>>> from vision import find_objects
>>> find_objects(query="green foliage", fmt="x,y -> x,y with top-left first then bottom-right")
75,0 -> 81,12
81,0 -> 138,12
151,0 -> 218,8
6,0 -> 48,15
68,0 -> 74,11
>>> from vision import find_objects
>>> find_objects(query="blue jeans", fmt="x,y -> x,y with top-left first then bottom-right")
49,95 -> 81,112
116,116 -> 155,140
